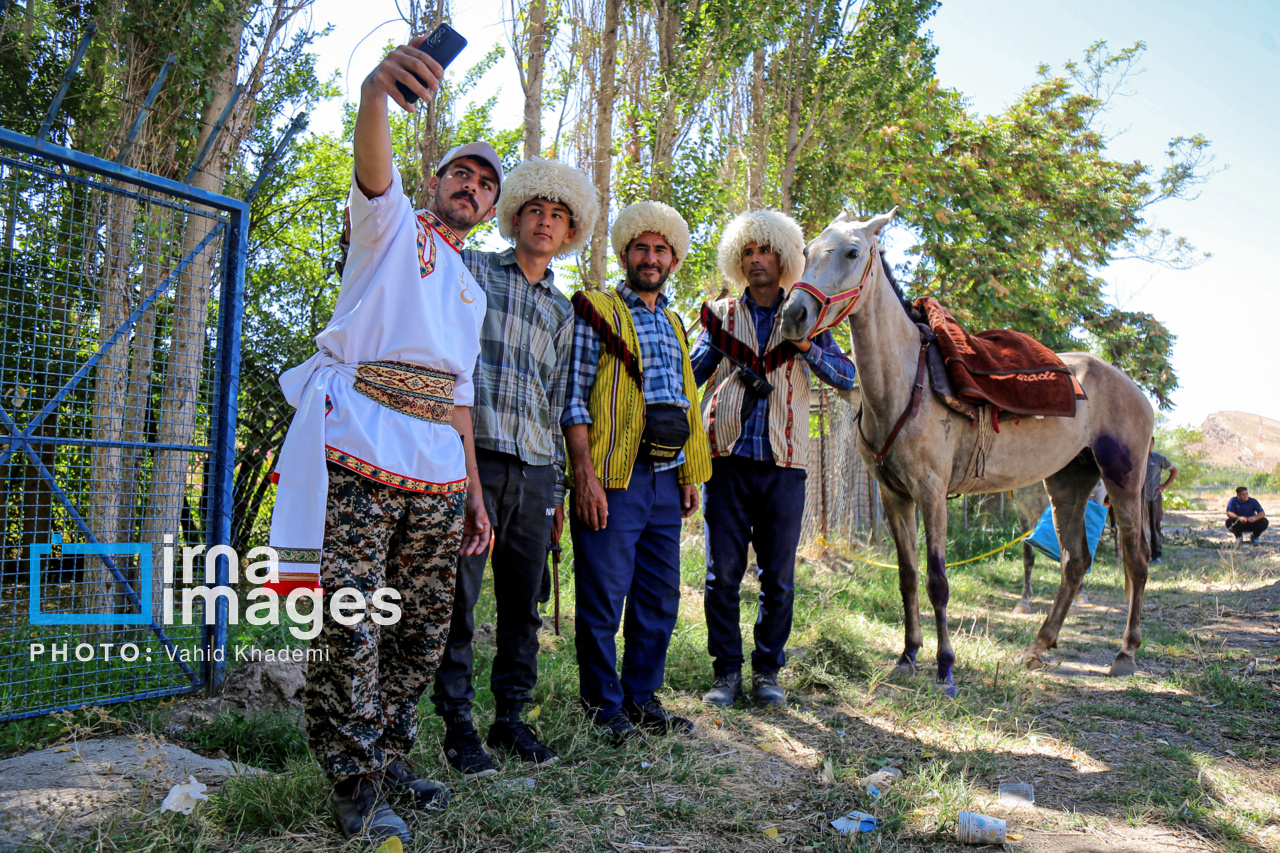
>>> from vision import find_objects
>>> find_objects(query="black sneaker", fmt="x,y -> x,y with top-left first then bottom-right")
330,774 -> 412,845
702,671 -> 743,708
595,709 -> 648,746
487,718 -> 559,766
623,697 -> 695,735
383,758 -> 450,810
442,719 -> 499,779
751,672 -> 786,708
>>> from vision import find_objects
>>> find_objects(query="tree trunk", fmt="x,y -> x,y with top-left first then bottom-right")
780,83 -> 802,214
86,179 -> 140,622
118,216 -> 167,589
648,0 -> 683,200
588,0 -> 619,287
141,19 -> 245,622
522,0 -> 547,159
748,46 -> 767,209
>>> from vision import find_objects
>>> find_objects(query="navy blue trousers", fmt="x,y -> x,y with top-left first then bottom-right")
703,455 -> 806,676
571,465 -> 682,721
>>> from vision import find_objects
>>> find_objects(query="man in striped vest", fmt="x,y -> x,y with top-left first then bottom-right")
560,201 -> 712,744
691,210 -> 856,708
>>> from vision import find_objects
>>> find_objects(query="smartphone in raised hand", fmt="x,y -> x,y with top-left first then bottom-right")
397,23 -> 467,104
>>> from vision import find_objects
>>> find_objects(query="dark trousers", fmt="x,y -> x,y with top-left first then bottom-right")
1147,497 -> 1164,559
431,449 -> 556,721
1227,517 -> 1269,540
703,455 -> 806,676
571,465 -> 682,721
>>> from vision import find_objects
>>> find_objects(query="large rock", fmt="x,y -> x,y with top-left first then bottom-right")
0,735 -> 262,852
216,651 -> 306,712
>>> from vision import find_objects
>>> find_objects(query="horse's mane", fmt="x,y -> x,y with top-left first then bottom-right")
880,254 -> 924,325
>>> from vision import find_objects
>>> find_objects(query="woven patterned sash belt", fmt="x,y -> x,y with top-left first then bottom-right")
353,360 -> 455,424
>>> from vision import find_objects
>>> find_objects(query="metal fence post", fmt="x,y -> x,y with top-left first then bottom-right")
204,201 -> 248,696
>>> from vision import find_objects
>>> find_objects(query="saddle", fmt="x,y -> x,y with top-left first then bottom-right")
914,297 -> 1085,422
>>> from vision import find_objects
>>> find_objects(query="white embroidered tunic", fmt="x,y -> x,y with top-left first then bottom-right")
267,165 -> 486,590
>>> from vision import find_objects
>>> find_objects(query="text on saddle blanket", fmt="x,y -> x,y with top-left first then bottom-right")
914,297 -> 1086,420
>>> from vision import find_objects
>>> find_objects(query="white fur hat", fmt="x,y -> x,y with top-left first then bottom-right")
716,209 -> 807,290
494,157 -> 599,257
610,201 -> 692,273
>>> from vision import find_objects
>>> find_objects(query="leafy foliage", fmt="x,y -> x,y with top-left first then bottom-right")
838,41 -> 1210,407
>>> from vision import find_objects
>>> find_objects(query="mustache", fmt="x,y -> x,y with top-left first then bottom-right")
451,190 -> 478,210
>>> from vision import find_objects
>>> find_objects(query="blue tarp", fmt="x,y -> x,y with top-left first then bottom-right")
1027,500 -> 1110,564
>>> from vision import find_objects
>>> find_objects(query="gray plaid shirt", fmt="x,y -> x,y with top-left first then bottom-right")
462,248 -> 573,503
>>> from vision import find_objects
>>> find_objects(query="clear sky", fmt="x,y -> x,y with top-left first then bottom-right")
305,0 -> 1280,428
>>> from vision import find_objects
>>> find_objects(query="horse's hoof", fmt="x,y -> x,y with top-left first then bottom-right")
933,680 -> 958,699
1012,600 -> 1032,615
890,661 -> 918,677
1108,655 -> 1137,677
1018,650 -> 1044,671
1074,592 -> 1090,607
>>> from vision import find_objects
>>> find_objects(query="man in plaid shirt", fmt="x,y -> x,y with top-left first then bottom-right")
430,158 -> 599,777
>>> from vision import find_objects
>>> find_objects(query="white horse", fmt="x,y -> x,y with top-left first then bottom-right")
779,210 -> 1154,693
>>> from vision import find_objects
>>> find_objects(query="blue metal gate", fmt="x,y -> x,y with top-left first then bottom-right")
0,126 -> 247,722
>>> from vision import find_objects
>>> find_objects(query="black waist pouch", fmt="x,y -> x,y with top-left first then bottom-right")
637,404 -> 690,464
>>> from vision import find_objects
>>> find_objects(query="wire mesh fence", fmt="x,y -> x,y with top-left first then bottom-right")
0,125 -> 244,721
800,386 -> 885,550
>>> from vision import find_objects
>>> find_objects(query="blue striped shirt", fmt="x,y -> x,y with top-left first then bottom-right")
561,282 -> 690,471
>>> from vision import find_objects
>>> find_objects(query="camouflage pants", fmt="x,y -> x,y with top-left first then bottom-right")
305,462 -> 465,782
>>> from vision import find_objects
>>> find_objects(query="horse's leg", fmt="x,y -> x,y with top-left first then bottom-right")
1020,462 -> 1096,669
1108,485 -> 1149,676
918,490 -> 957,696
882,493 -> 922,676
1014,540 -> 1034,614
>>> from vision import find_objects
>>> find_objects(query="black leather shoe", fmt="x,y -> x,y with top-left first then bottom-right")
330,774 -> 412,845
701,671 -> 743,708
595,709 -> 648,746
383,758 -> 450,810
623,697 -> 695,735
488,718 -> 559,765
752,671 -> 786,708
442,719 -> 499,779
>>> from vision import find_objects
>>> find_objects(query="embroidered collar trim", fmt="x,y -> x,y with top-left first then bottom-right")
418,209 -> 466,253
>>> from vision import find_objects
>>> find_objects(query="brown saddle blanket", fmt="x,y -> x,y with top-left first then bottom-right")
915,297 -> 1085,418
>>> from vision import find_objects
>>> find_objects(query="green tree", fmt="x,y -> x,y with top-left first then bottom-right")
849,41 -> 1211,408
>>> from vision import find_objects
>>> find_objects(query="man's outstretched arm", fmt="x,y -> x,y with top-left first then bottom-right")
354,38 -> 443,199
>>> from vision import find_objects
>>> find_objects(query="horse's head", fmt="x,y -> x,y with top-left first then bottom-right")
780,208 -> 896,341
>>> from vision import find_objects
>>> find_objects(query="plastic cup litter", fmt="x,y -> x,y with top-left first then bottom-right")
957,810 -> 1006,844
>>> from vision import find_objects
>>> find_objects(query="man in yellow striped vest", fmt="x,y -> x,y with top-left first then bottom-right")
560,201 -> 712,744
691,210 -> 856,708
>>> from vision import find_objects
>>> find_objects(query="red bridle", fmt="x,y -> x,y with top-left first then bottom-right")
789,239 -> 879,339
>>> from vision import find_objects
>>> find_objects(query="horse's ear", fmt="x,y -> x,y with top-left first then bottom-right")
833,208 -> 852,224
865,206 -> 897,237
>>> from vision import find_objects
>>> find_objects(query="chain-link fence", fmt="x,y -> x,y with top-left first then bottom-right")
800,386 -> 884,549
